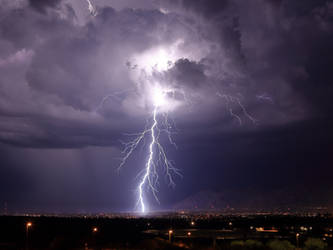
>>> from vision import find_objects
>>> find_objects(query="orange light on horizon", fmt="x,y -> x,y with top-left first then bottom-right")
26,222 -> 32,228
92,227 -> 98,232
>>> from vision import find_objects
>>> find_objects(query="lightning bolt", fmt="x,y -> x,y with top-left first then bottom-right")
118,87 -> 180,213
138,106 -> 158,213
86,0 -> 98,17
107,43 -> 259,213
216,92 -> 258,125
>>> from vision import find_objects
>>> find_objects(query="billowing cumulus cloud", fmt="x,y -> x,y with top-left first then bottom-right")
0,0 -> 322,148
0,0 -> 333,212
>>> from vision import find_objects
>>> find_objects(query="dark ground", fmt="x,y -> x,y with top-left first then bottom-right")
1,213 -> 333,249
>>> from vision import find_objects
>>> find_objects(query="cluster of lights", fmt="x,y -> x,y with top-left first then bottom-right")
26,222 -> 99,234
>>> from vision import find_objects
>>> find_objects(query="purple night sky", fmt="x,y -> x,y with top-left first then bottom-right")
0,0 -> 333,213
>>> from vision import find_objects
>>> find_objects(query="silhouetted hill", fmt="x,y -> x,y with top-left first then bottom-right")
173,188 -> 332,211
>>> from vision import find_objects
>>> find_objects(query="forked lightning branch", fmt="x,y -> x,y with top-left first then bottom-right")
119,86 -> 181,213
115,42 -> 256,213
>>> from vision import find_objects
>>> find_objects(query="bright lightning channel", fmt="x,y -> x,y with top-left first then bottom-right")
138,103 -> 158,213
114,44 -> 257,214
119,86 -> 180,213
86,0 -> 97,17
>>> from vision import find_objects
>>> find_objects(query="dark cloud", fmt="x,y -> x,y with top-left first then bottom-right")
0,0 -> 332,212
164,0 -> 229,18
0,0 -> 331,145
166,58 -> 207,88
29,0 -> 62,13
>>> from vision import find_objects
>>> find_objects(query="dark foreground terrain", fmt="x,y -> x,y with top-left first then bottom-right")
1,212 -> 333,249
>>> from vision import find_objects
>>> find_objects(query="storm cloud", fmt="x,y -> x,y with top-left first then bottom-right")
0,0 -> 332,212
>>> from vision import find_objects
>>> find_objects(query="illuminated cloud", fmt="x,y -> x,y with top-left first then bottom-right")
0,0 -> 332,212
